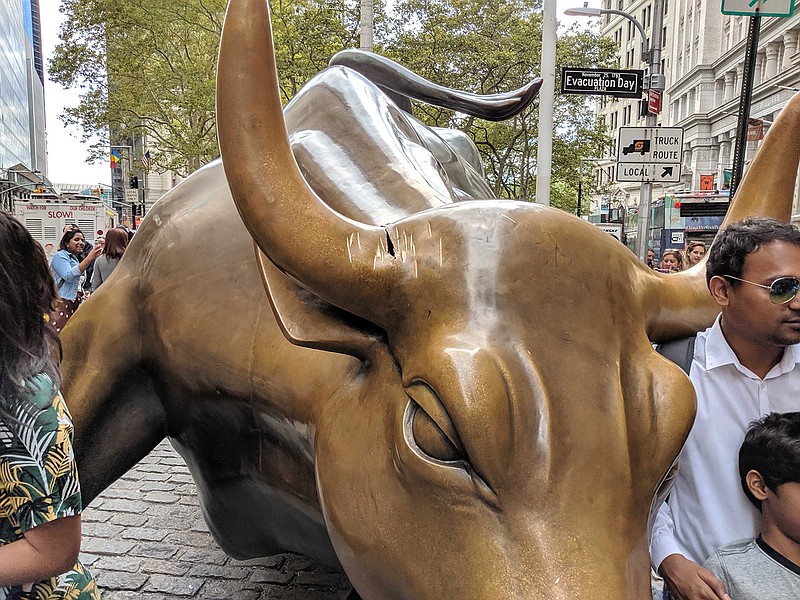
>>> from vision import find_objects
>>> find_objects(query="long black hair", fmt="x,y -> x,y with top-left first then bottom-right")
0,212 -> 61,416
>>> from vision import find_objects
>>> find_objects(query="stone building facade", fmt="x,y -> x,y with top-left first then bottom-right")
593,0 -> 800,226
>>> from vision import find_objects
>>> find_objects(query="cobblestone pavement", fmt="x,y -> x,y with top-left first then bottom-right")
79,440 -> 352,599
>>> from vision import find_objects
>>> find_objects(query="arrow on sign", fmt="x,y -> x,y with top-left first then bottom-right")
661,166 -> 674,178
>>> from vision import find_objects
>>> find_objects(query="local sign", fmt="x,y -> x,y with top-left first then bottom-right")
616,126 -> 684,183
721,0 -> 795,17
560,68 -> 644,98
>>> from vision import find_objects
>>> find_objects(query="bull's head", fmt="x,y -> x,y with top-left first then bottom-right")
216,0 -> 799,596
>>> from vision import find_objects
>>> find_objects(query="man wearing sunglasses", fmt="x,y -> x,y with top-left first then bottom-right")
651,217 -> 800,600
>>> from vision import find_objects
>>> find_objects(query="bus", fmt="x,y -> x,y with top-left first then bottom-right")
647,192 -> 729,259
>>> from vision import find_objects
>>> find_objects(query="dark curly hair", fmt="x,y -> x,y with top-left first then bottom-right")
0,212 -> 60,415
706,217 -> 800,287
740,412 -> 800,510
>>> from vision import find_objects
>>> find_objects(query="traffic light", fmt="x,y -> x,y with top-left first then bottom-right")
130,202 -> 138,217
130,176 -> 139,189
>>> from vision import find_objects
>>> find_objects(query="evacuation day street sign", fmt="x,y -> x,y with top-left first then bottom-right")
616,127 -> 684,183
721,0 -> 795,17
560,68 -> 644,99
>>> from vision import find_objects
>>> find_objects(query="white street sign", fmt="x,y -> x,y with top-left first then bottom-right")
124,189 -> 138,203
596,223 -> 623,239
722,0 -> 795,17
616,163 -> 682,183
618,127 -> 684,164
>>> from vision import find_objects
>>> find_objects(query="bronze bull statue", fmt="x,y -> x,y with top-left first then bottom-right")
61,0 -> 800,597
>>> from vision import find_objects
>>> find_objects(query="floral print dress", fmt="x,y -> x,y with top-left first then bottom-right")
0,374 -> 99,599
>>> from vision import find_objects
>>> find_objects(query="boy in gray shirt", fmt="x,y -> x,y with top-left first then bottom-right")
703,412 -> 800,600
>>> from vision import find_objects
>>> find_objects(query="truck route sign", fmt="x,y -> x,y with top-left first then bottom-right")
616,126 -> 684,183
560,68 -> 644,98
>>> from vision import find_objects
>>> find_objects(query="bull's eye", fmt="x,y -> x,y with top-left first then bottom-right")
404,383 -> 464,465
409,402 -> 462,463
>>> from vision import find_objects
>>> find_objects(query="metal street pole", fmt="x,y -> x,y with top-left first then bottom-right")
536,0 -> 557,205
565,1 -> 665,260
635,0 -> 664,261
729,14 -> 761,200
360,0 -> 373,52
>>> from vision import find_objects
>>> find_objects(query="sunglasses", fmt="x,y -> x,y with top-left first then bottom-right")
723,275 -> 800,305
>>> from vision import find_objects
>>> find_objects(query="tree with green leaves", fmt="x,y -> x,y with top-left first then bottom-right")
50,0 -> 366,175
51,0 -> 616,213
382,0 -> 617,213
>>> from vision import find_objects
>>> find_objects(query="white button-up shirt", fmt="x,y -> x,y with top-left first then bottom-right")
650,315 -> 800,569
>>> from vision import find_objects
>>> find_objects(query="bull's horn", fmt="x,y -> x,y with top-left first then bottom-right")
329,50 -> 542,121
217,0 -> 399,322
645,93 -> 800,342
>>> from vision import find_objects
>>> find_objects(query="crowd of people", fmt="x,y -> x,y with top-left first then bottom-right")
647,240 -> 708,273
2,208 -> 799,599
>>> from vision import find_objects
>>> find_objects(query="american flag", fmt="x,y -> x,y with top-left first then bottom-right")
142,150 -> 152,170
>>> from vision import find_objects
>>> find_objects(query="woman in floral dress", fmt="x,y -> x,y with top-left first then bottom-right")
0,212 -> 100,599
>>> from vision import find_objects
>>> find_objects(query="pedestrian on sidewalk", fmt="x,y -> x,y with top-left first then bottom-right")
0,212 -> 100,598
91,227 -> 128,289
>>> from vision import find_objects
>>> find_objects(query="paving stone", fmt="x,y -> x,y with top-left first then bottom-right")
190,518 -> 210,532
82,521 -> 125,538
137,462 -> 172,473
111,513 -> 149,527
177,547 -> 230,565
82,538 -> 136,555
146,504 -> 198,518
164,531 -> 215,547
170,473 -> 196,484
139,558 -> 193,576
142,472 -> 172,482
129,542 -> 180,559
82,509 -> 115,523
198,581 -> 261,600
93,556 -> 144,573
101,498 -> 151,514
139,481 -> 178,492
110,478 -> 146,491
100,487 -> 144,500
146,491 -> 182,504
231,556 -> 285,569
145,514 -> 196,531
250,569 -> 294,585
142,574 -> 204,596
186,563 -> 251,579
101,592 -> 165,600
96,570 -> 149,590
294,572 -> 351,588
79,552 -> 100,566
121,527 -> 170,541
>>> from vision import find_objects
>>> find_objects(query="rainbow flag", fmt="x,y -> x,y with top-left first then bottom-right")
111,149 -> 121,169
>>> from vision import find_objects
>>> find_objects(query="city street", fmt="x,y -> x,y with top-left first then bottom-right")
79,441 -> 352,599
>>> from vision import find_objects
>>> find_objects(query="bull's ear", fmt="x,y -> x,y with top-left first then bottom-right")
255,246 -> 385,360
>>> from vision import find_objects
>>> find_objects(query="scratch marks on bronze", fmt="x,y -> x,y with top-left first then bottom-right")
346,233 -> 354,264
500,213 -> 517,225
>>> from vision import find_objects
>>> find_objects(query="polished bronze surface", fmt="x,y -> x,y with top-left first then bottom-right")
61,0 -> 800,597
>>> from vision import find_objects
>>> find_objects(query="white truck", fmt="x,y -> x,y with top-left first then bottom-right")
14,196 -> 117,260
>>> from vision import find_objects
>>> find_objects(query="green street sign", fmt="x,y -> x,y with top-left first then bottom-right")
722,0 -> 795,17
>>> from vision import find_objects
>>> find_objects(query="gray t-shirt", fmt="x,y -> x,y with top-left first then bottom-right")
90,255 -> 120,289
704,537 -> 800,600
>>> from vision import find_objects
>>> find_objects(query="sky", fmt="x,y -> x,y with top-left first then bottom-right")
38,1 -> 597,186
